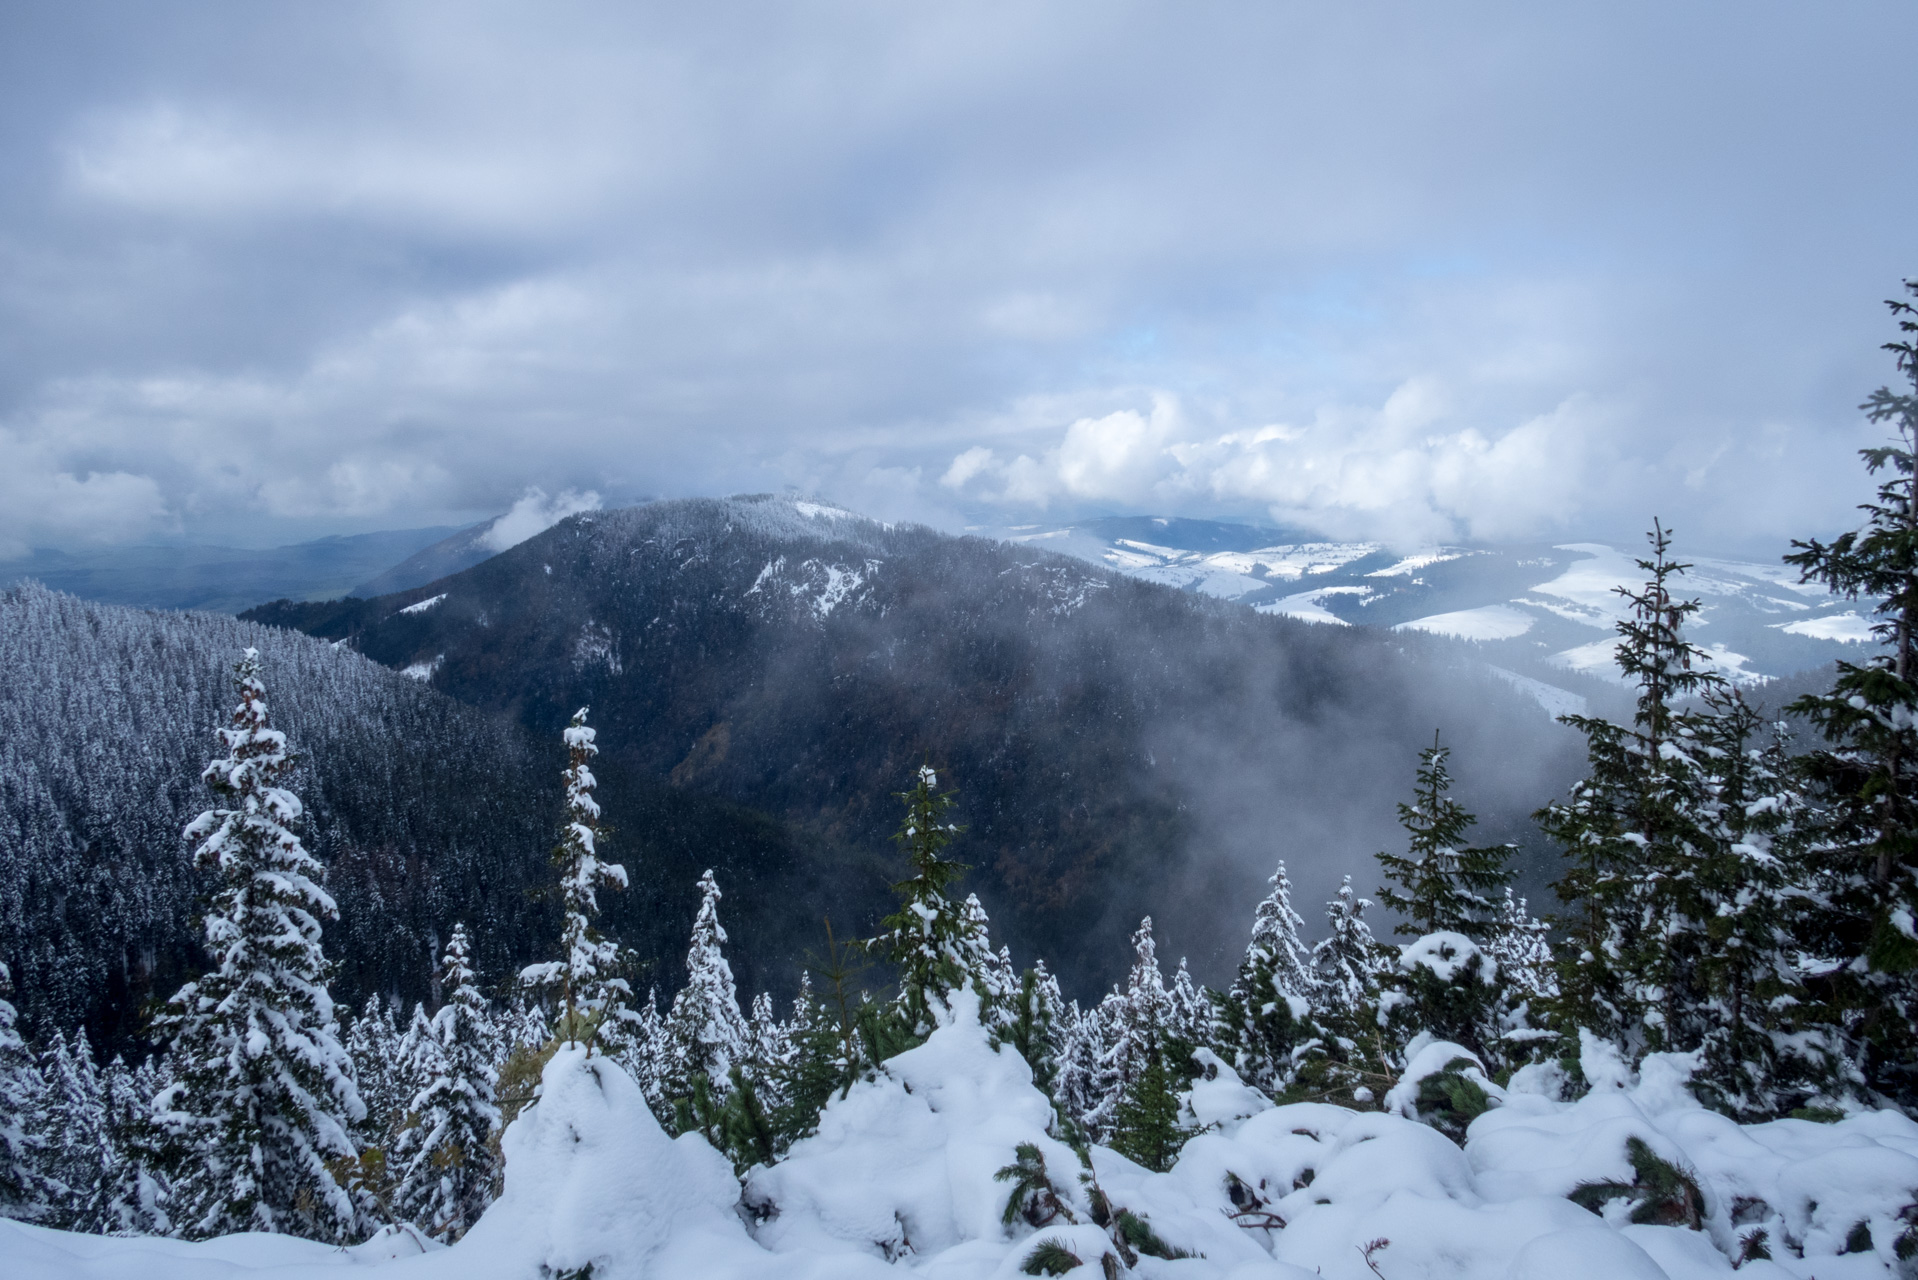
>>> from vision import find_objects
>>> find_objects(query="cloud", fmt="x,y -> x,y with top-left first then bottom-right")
0,429 -> 171,559
0,2 -> 1910,552
480,488 -> 603,552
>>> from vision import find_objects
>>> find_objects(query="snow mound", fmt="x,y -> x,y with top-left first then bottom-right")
16,1003 -> 1918,1279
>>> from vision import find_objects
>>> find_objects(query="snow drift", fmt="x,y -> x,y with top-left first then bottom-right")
9,997 -> 1918,1279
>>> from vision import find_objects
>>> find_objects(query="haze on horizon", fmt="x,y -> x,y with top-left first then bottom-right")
1,1 -> 1913,561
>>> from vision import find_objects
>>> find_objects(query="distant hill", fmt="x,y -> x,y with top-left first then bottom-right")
349,518 -> 512,598
245,495 -> 1587,997
0,525 -> 466,614
0,582 -> 846,1056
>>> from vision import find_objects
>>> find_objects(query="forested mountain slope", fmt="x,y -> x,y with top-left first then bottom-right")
0,583 -> 835,1056
246,496 -> 1586,995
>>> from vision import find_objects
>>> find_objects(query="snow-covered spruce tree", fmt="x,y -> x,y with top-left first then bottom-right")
1485,889 -> 1556,1005
1685,691 -> 1842,1117
150,648 -> 365,1243
1537,523 -> 1721,1059
663,869 -> 751,1108
93,1055 -> 171,1236
1785,282 -> 1918,1107
0,962 -> 52,1223
519,707 -> 631,1056
999,963 -> 1065,1095
1312,878 -> 1385,1034
390,924 -> 500,1241
1380,932 -> 1508,1067
1108,1029 -> 1191,1174
869,765 -> 977,1038
41,1029 -> 107,1228
1085,918 -> 1176,1140
345,996 -> 405,1148
1211,864 -> 1316,1098
1376,733 -> 1514,941
1049,998 -> 1105,1135
614,988 -> 668,1116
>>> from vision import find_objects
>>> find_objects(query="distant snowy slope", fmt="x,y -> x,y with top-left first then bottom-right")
979,516 -> 1871,693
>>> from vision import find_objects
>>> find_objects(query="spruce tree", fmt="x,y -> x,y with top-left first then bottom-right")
0,962 -> 52,1222
345,997 -> 405,1147
869,765 -> 972,1037
150,648 -> 364,1242
1086,919 -> 1174,1139
390,925 -> 500,1240
1376,733 -> 1513,939
1485,889 -> 1555,1004
1537,523 -> 1721,1057
519,707 -> 631,1055
94,1055 -> 171,1236
41,1029 -> 107,1229
1108,1032 -> 1190,1173
1687,692 -> 1838,1117
1312,877 -> 1384,1032
664,870 -> 751,1104
1784,281 -> 1918,1106
1212,864 -> 1315,1097
999,964 -> 1064,1094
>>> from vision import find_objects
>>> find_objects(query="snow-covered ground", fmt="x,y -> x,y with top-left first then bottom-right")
976,517 -> 1878,709
13,997 -> 1918,1280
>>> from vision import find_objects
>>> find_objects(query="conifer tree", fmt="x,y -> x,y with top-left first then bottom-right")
1537,523 -> 1721,1056
1312,878 -> 1384,1032
150,649 -> 364,1242
1212,864 -> 1315,1097
345,997 -> 405,1146
617,988 -> 669,1116
0,963 -> 51,1223
1376,733 -> 1513,939
664,870 -> 751,1102
1685,693 -> 1839,1116
999,964 -> 1065,1094
0,962 -> 51,1223
1085,919 -> 1174,1139
390,925 -> 500,1240
1784,281 -> 1918,1106
1108,1031 -> 1190,1173
869,765 -> 973,1037
520,707 -> 631,1055
1485,889 -> 1555,1004
94,1055 -> 171,1236
1049,999 -> 1104,1134
41,1029 -> 107,1228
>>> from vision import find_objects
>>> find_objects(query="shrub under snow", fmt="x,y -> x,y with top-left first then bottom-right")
8,995 -> 1918,1279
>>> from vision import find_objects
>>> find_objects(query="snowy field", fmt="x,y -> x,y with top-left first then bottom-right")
11,997 -> 1917,1280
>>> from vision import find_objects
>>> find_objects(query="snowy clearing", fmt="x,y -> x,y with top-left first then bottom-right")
11,999 -> 1918,1280
397,594 -> 446,616
1775,611 -> 1876,643
1367,549 -> 1464,577
1396,604 -> 1536,642
398,654 -> 443,681
1256,586 -> 1368,626
1489,666 -> 1589,719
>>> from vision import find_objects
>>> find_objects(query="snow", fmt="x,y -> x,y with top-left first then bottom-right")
1256,586 -> 1367,626
1367,550 -> 1465,577
397,594 -> 446,616
1089,541 -> 1382,603
1775,611 -> 1876,643
16,997 -> 1918,1279
792,501 -> 857,521
1396,604 -> 1536,641
1488,666 -> 1588,719
398,655 -> 442,681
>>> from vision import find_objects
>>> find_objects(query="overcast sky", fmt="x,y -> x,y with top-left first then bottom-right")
2,1 -> 1913,556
